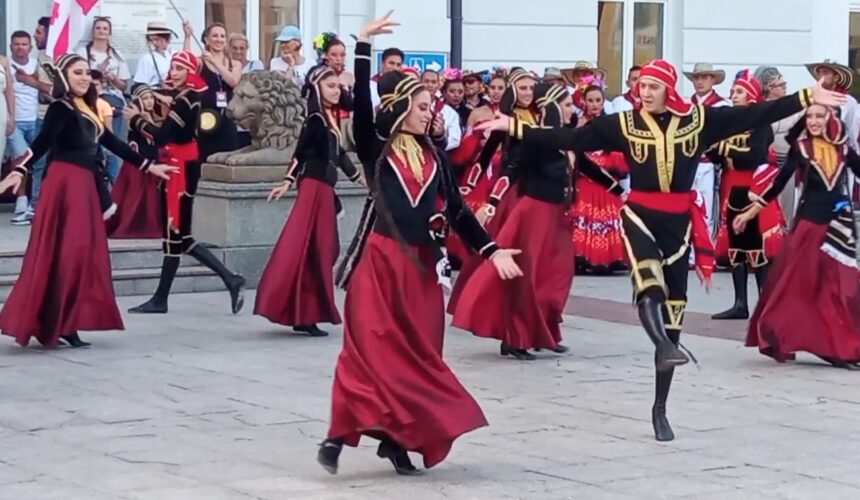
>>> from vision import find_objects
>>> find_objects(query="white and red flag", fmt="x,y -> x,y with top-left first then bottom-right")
46,0 -> 100,59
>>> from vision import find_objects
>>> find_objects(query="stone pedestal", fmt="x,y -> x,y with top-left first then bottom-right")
195,163 -> 367,288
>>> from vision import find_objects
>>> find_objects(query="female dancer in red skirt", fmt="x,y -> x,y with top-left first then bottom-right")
106,84 -> 163,239
472,67 -> 538,232
742,104 -> 860,369
710,70 -> 785,320
317,13 -> 522,475
123,51 -> 246,315
451,84 -> 625,360
572,85 -> 628,274
255,65 -> 364,337
0,54 -> 175,348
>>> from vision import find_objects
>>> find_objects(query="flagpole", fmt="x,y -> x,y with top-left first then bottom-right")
165,0 -> 204,52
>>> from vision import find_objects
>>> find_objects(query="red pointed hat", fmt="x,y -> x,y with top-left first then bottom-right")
168,50 -> 208,91
733,69 -> 762,104
633,59 -> 693,116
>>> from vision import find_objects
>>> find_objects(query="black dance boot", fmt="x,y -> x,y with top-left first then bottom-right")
652,367 -> 675,442
753,265 -> 769,294
317,437 -> 344,475
60,331 -> 91,348
377,439 -> 421,476
187,245 -> 246,314
128,256 -> 180,314
294,324 -> 329,337
638,296 -> 688,372
500,343 -> 536,361
712,265 -> 750,320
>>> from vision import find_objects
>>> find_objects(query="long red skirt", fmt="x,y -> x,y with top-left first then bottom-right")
328,233 -> 487,468
450,196 -> 574,350
0,161 -> 123,347
571,177 -> 626,272
105,161 -> 162,239
447,192 -> 521,309
254,177 -> 341,326
746,219 -> 860,362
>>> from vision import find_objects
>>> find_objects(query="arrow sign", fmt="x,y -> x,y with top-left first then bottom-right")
376,51 -> 447,74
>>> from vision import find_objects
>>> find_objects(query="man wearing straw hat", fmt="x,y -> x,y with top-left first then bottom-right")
806,59 -> 860,153
685,63 -> 729,236
133,22 -> 178,89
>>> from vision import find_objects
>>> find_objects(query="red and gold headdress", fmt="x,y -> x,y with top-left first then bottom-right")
732,69 -> 762,104
633,59 -> 692,116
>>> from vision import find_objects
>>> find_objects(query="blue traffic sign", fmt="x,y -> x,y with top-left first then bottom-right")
376,51 -> 447,73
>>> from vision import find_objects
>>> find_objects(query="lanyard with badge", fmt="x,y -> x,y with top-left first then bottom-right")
215,70 -> 228,111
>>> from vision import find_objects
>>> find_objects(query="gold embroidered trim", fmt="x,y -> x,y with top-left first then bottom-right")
664,300 -> 687,330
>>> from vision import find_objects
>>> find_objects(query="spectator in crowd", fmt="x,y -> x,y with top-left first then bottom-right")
610,65 -> 641,113
230,33 -> 264,73
182,20 -> 242,161
7,31 -> 51,225
0,53 -> 13,169
33,17 -> 55,125
314,32 -> 354,89
133,22 -> 177,89
77,17 -> 131,182
370,47 -> 405,108
756,65 -> 802,225
269,25 -> 315,86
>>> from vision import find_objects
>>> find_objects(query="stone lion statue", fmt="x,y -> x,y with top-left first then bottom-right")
207,70 -> 305,166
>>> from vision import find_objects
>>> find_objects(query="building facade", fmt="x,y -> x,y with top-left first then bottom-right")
3,0 -> 860,98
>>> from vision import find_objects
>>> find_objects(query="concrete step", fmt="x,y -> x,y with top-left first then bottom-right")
0,241 -> 203,276
0,265 -> 226,303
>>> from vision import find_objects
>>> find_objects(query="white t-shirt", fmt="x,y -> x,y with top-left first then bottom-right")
440,104 -> 462,151
9,57 -> 39,122
76,45 -> 131,101
133,48 -> 174,88
269,57 -> 316,86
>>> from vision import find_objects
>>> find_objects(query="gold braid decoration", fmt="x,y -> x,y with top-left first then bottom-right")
391,134 -> 426,183
513,106 -> 536,125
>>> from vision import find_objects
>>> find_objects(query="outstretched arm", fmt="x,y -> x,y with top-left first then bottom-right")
512,113 -> 624,153
577,153 -> 626,196
352,41 -> 376,168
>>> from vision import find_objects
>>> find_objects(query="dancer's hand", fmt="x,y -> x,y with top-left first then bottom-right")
697,268 -> 713,293
358,10 -> 398,42
268,180 -> 293,202
148,163 -> 180,180
812,77 -> 848,107
732,206 -> 760,234
474,204 -> 493,226
474,112 -> 512,133
490,249 -> 523,280
122,106 -> 139,121
0,172 -> 22,195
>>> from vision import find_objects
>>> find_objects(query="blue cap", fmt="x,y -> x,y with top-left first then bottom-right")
275,25 -> 302,42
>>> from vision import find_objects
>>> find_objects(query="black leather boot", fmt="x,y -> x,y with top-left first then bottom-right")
188,245 -> 246,314
753,265 -> 769,293
712,265 -> 749,320
638,296 -> 688,372
60,331 -> 91,348
500,343 -> 536,361
317,437 -> 344,475
128,256 -> 180,314
652,329 -> 679,441
377,439 -> 421,476
295,324 -> 329,337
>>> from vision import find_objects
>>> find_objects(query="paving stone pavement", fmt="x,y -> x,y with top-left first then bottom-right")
1,274 -> 859,500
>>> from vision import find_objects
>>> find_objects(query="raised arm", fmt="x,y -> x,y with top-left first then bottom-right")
352,41 -> 376,166
702,90 -> 812,146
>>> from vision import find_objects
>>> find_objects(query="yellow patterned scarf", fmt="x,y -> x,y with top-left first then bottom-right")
73,97 -> 105,135
391,134 -> 425,182
513,106 -> 536,125
812,136 -> 838,179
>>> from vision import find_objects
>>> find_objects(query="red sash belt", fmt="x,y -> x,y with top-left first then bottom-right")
162,141 -> 197,231
627,190 -> 715,279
